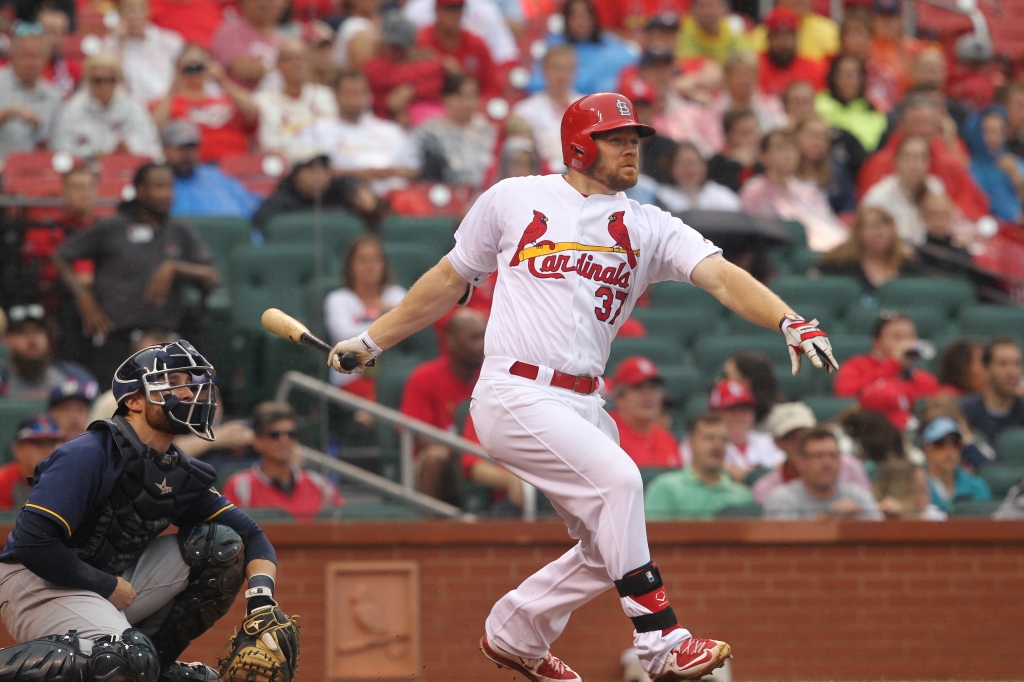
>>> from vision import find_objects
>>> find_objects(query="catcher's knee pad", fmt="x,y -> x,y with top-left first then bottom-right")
148,523 -> 245,666
614,561 -> 679,633
0,628 -> 160,682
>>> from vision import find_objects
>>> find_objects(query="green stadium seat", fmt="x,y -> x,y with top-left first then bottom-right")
630,308 -> 722,347
827,334 -> 872,364
877,277 -> 975,317
950,500 -> 1000,517
996,428 -> 1024,465
769,275 -> 862,317
639,467 -> 675,489
216,462 -> 250,490
775,364 -> 825,399
958,306 -> 1024,341
980,465 -> 1024,497
392,326 -> 439,362
779,220 -> 808,250
727,302 -> 841,335
803,396 -> 856,422
373,359 -> 419,411
183,216 -> 252,278
715,503 -> 763,518
262,334 -> 322,392
678,394 -> 710,431
787,248 -> 820,274
263,210 -> 365,261
844,304 -> 952,339
242,508 -> 295,521
607,337 -> 689,373
384,242 -> 445,289
659,365 -> 704,403
229,244 -> 336,331
0,400 -> 47,462
647,281 -> 723,312
379,216 -> 457,249
694,334 -> 790,370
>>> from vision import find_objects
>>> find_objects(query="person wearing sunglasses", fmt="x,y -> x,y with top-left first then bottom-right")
920,416 -> 991,514
221,401 -> 342,521
0,24 -> 61,163
50,52 -> 162,159
0,304 -> 97,400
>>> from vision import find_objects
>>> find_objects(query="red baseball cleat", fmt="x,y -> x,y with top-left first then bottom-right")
480,635 -> 582,682
652,638 -> 731,681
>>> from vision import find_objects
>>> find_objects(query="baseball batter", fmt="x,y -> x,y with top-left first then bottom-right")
329,92 -> 838,682
0,340 -> 298,682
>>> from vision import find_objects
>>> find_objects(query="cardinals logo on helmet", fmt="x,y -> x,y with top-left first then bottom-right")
607,211 -> 637,269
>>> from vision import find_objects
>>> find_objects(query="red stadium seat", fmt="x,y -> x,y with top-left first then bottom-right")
220,152 -> 291,197
386,182 -> 476,216
4,152 -> 65,197
96,153 -> 151,199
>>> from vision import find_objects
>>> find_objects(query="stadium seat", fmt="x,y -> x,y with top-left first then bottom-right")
678,394 -> 710,431
950,500 -> 1000,517
803,396 -> 857,422
877,277 -> 975,316
769,276 -> 862,317
220,152 -> 290,196
262,335 -> 322,393
607,337 -> 689,373
958,306 -> 1024,341
229,244 -> 336,331
647,281 -> 723,313
237,508 -> 294,521
630,308 -> 721,347
263,211 -> 366,261
694,334 -> 790,370
392,326 -> 439,362
775,364 -> 825,399
787,248 -> 821,274
97,153 -> 152,199
715,503 -> 763,518
980,465 -> 1024,497
996,428 -> 1024,465
827,334 -> 872,364
844,304 -> 953,339
658,365 -> 704,403
639,467 -> 675,489
0,400 -> 47,462
779,220 -> 808,251
727,302 -> 841,335
183,216 -> 252,278
3,151 -> 63,196
384,242 -> 446,288
379,216 -> 458,250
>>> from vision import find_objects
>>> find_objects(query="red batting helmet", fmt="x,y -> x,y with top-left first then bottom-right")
560,92 -> 655,170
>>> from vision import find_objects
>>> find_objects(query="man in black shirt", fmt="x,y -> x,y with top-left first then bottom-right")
959,337 -> 1024,446
55,163 -> 221,385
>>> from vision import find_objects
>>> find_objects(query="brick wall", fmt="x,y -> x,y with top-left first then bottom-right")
2,520 -> 1023,681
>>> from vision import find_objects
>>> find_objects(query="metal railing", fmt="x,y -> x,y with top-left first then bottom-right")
276,371 -> 539,521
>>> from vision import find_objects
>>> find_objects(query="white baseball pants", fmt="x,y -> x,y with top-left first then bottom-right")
471,358 -> 690,675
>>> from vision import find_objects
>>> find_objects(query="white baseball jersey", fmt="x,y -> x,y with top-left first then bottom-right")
446,173 -> 721,378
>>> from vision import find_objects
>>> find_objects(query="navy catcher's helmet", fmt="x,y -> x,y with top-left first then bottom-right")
112,340 -> 217,441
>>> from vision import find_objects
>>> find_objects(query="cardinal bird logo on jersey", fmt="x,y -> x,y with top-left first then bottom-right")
510,210 -> 550,267
607,211 -> 637,269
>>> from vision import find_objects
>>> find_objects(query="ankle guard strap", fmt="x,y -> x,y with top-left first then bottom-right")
614,561 -> 679,633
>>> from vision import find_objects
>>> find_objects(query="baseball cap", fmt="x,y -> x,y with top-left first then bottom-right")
626,78 -> 656,104
921,416 -> 962,445
5,303 -> 46,333
162,119 -> 201,148
381,13 -> 418,48
612,356 -> 663,390
15,414 -> 63,443
763,401 -> 816,438
873,0 -> 902,15
48,377 -> 100,408
765,6 -> 799,32
708,379 -> 756,410
647,12 -> 680,30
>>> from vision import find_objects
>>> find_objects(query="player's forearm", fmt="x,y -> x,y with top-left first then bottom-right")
366,257 -> 469,350
691,256 -> 793,331
246,558 -> 277,582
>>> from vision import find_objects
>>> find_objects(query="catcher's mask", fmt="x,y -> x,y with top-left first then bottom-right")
112,339 -> 217,441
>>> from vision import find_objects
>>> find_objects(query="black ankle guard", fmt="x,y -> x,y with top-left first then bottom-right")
614,561 -> 679,633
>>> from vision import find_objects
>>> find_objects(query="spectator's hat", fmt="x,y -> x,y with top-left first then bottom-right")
764,6 -> 799,33
15,415 -> 63,443
640,46 -> 676,67
291,148 -> 331,169
381,13 -> 418,49
4,303 -> 46,333
647,12 -> 680,30
708,379 -> 756,410
764,401 -> 816,438
48,378 -> 99,409
612,356 -> 663,392
920,416 -> 962,445
873,0 -> 902,15
162,120 -> 201,148
303,20 -> 334,47
626,78 -> 657,104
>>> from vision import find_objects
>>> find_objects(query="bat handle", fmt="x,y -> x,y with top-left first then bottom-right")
339,352 -> 359,371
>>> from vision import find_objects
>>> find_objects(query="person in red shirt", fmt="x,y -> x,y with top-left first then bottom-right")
149,0 -> 224,48
0,415 -> 63,510
593,0 -> 685,38
608,356 -> 680,468
833,310 -> 940,428
418,0 -> 501,98
400,309 -> 485,503
758,7 -> 825,98
152,44 -> 257,163
363,14 -> 447,125
222,401 -> 342,522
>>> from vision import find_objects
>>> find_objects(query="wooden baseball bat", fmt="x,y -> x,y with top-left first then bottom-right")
261,308 -> 358,371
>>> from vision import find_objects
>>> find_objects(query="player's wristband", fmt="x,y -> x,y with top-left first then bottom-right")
356,331 -> 383,359
246,574 -> 276,612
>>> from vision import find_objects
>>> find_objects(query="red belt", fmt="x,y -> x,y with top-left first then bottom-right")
509,361 -> 601,395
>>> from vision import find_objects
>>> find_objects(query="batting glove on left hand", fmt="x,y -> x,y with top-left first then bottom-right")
781,314 -> 839,376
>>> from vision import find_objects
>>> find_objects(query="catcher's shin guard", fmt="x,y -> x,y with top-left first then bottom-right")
148,523 -> 245,666
0,628 -> 160,682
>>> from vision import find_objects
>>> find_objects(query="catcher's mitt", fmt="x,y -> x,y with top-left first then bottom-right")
219,606 -> 299,682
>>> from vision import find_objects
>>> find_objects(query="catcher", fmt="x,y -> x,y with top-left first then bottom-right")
0,340 -> 298,682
